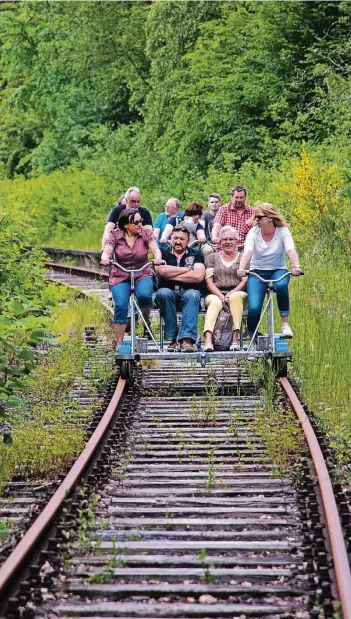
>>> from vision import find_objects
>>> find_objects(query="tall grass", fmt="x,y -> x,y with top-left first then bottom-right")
0,298 -> 114,488
52,296 -> 111,336
289,242 -> 351,463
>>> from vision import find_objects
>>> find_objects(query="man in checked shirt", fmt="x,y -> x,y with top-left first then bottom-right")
211,185 -> 254,250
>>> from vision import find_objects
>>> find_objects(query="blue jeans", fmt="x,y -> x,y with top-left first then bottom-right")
155,287 -> 201,342
247,269 -> 290,335
110,277 -> 153,324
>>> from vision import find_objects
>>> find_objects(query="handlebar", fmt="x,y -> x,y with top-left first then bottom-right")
109,260 -> 166,273
245,269 -> 304,284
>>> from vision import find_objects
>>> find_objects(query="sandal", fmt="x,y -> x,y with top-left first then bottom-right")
180,338 -> 195,353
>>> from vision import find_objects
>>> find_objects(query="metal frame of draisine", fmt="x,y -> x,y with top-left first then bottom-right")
43,255 -> 296,378
111,261 -> 294,379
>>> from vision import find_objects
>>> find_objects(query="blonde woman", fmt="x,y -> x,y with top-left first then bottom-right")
203,226 -> 247,352
237,203 -> 302,340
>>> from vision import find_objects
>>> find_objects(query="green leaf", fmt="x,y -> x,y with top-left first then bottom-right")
43,337 -> 59,345
18,350 -> 35,362
58,334 -> 70,344
6,380 -> 27,390
7,395 -> 26,406
0,317 -> 13,327
9,300 -> 25,316
30,329 -> 46,338
3,433 -> 13,446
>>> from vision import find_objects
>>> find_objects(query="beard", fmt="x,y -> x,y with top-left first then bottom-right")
173,244 -> 185,254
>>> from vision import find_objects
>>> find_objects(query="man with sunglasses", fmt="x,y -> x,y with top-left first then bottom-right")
101,186 -> 153,249
212,185 -> 254,249
155,225 -> 205,353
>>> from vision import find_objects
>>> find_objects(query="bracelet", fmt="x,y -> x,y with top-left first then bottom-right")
293,265 -> 301,269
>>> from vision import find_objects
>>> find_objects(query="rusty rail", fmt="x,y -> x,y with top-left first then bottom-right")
280,377 -> 351,619
43,247 -> 102,271
45,261 -> 108,279
0,378 -> 126,600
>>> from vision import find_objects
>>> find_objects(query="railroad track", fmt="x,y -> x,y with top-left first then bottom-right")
0,258 -> 350,619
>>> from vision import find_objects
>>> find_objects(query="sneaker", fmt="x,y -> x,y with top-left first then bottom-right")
180,338 -> 195,353
247,340 -> 257,361
230,342 -> 240,351
167,339 -> 178,352
203,342 -> 214,352
281,323 -> 293,338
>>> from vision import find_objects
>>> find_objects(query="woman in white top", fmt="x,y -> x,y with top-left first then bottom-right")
237,203 -> 302,338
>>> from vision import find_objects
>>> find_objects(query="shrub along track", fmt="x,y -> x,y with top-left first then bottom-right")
0,330 -> 117,568
0,260 -> 350,618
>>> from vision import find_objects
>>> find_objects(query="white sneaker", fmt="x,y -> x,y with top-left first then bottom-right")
281,323 -> 293,338
247,340 -> 257,361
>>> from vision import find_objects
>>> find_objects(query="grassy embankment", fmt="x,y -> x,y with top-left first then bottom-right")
0,297 -> 114,490
290,246 -> 351,470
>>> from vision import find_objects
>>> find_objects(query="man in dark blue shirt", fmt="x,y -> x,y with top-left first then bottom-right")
155,225 -> 205,353
101,187 -> 153,248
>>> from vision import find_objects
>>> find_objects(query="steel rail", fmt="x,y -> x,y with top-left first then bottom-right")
45,261 -> 108,279
0,378 -> 126,599
280,377 -> 351,619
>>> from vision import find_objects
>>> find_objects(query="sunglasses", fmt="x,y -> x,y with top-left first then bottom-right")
255,215 -> 266,220
131,218 -> 143,224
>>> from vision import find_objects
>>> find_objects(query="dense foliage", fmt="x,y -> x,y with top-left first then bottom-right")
0,0 -> 350,249
0,203 -> 53,432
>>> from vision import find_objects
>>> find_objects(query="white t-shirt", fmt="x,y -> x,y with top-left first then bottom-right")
244,226 -> 295,270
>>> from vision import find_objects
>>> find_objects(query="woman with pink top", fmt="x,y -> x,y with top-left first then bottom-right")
101,208 -> 162,345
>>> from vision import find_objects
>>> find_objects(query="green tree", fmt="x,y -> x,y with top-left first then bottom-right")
0,1 -> 150,175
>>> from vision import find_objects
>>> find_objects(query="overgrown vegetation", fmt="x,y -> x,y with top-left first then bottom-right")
250,368 -> 303,476
0,298 -> 114,489
0,518 -> 12,542
0,1 -> 350,466
190,369 -> 219,426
